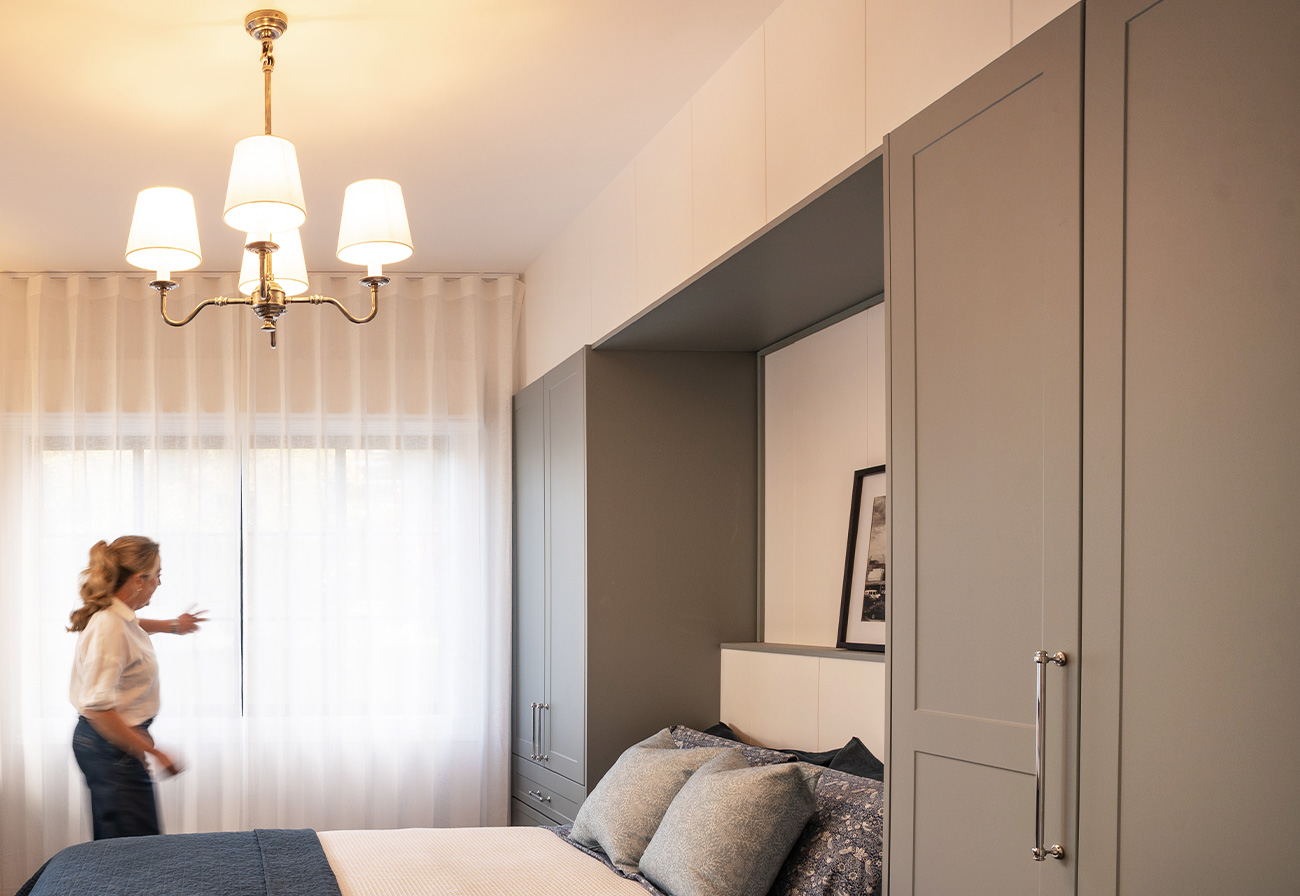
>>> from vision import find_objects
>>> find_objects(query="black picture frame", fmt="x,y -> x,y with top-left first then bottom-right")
837,464 -> 886,652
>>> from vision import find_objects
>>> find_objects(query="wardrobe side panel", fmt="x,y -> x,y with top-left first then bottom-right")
584,350 -> 759,788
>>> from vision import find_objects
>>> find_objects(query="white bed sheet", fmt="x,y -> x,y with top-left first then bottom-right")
318,826 -> 652,896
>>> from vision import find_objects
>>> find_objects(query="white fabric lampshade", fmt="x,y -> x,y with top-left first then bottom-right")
239,229 -> 309,297
224,135 -> 308,234
125,187 -> 203,276
336,179 -> 413,269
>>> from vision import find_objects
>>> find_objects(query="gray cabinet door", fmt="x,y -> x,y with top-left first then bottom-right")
887,6 -> 1082,893
512,379 -> 546,763
1081,0 -> 1300,891
513,352 -> 587,787
542,352 -> 587,785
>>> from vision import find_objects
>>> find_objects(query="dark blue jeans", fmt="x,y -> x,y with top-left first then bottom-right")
72,715 -> 160,839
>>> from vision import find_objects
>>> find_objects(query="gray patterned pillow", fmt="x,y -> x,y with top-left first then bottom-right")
670,725 -> 797,766
639,749 -> 822,896
768,767 -> 885,896
568,728 -> 731,875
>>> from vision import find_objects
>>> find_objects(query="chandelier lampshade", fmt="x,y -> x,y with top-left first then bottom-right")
125,187 -> 203,279
337,179 -> 414,275
223,134 -> 308,234
239,229 -> 309,297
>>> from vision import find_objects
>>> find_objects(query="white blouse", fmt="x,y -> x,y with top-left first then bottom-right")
70,598 -> 160,728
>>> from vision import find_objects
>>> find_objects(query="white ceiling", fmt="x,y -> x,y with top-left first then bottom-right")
0,0 -> 785,276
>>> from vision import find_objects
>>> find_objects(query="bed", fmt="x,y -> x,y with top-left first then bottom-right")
15,725 -> 884,896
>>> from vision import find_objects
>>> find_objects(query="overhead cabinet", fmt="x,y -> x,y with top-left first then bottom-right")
511,346 -> 758,826
887,0 -> 1299,891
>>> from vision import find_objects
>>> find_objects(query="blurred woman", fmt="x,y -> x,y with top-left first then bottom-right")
67,536 -> 206,839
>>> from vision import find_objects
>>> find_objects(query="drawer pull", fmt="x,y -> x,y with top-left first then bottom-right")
527,789 -> 551,803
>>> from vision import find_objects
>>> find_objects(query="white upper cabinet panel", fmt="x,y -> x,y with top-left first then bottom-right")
765,0 -> 867,221
764,306 -> 882,647
692,27 -> 767,272
589,162 -> 638,343
865,0 -> 1010,144
635,107 -> 694,309
521,210 -> 592,388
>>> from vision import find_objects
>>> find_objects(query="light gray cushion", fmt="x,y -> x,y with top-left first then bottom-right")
639,749 -> 822,896
568,728 -> 732,875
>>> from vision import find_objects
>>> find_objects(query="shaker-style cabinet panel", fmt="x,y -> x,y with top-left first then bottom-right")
886,6 -> 1083,894
1080,0 -> 1300,891
888,0 -> 1299,890
511,347 -> 758,825
512,354 -> 587,791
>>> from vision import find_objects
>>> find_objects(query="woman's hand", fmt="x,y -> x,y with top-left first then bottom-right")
83,710 -> 179,775
173,607 -> 209,635
146,747 -> 184,778
141,606 -> 209,635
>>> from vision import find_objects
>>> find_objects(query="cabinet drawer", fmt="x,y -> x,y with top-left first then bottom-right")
511,797 -> 560,827
512,758 -> 585,824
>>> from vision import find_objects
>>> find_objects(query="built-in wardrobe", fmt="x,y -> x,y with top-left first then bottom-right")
510,151 -> 886,827
886,0 -> 1299,891
510,346 -> 758,826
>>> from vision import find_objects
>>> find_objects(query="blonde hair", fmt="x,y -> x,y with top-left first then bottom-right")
67,536 -> 160,632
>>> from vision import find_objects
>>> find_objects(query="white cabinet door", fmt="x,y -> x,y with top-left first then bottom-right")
887,6 -> 1082,893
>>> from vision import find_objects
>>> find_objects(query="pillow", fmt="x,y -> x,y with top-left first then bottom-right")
703,721 -> 739,740
828,737 -> 884,782
784,745 -> 839,766
639,750 -> 822,896
670,725 -> 796,767
568,728 -> 732,874
767,767 -> 885,896
675,726 -> 885,782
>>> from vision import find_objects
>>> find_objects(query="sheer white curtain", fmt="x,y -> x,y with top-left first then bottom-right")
0,272 -> 521,891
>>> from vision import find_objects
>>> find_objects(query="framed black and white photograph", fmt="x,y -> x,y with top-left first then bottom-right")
837,464 -> 886,652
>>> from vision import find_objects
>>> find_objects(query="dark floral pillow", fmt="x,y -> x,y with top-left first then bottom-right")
669,725 -> 796,766
767,767 -> 885,896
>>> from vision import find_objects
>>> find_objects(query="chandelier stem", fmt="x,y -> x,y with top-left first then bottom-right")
261,38 -> 274,135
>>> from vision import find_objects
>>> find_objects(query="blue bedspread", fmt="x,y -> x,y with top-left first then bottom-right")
15,828 -> 341,896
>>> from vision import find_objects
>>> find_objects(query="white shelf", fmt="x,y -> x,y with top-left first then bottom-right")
721,642 -> 884,662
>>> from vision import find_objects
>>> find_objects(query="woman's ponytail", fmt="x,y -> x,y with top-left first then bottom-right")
67,536 -> 159,632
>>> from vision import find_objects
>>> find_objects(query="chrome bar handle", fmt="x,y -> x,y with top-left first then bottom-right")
530,702 -> 538,760
538,703 -> 550,761
1033,650 -> 1067,862
527,789 -> 551,804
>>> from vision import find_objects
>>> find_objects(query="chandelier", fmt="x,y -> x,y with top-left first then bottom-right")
125,9 -> 413,348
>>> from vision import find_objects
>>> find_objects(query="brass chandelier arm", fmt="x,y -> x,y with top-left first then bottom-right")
154,282 -> 253,328
286,277 -> 387,325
